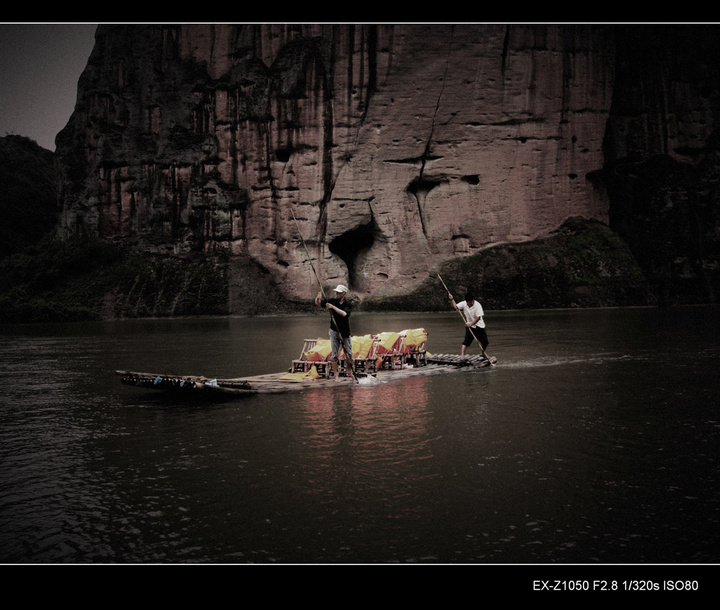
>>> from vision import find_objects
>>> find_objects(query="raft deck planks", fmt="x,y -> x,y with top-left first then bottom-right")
116,353 -> 496,396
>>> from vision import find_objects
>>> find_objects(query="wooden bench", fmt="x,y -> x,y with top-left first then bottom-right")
400,329 -> 428,367
403,344 -> 427,367
376,334 -> 405,370
348,338 -> 379,375
291,339 -> 331,377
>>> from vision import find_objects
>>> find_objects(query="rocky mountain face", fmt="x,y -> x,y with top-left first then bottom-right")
602,26 -> 720,304
54,24 -> 720,309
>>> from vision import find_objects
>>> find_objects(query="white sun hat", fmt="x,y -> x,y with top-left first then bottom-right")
334,284 -> 348,293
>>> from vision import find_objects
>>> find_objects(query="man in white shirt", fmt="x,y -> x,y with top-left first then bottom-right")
449,292 -> 489,357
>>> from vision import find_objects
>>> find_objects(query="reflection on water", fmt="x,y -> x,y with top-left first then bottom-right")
0,307 -> 719,564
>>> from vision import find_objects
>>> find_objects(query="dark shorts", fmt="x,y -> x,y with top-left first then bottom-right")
463,326 -> 489,349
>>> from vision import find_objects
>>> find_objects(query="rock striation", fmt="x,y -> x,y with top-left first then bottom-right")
55,24 -> 615,304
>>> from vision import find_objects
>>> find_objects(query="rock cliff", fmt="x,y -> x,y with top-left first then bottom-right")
54,24 -> 720,309
602,25 -> 720,304
55,24 -> 614,301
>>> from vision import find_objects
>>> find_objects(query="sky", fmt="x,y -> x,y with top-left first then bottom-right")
0,23 -> 97,151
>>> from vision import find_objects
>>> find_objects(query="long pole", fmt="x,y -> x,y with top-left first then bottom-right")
437,274 -> 493,364
290,205 -> 357,381
290,205 -> 327,300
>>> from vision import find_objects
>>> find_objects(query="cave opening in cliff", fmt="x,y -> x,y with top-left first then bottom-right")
329,222 -> 376,290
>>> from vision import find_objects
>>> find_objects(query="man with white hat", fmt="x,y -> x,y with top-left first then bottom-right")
315,284 -> 353,380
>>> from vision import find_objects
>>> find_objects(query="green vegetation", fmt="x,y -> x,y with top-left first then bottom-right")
0,237 -> 230,323
361,217 -> 657,312
0,216 -> 658,323
0,237 -> 123,322
0,135 -> 56,259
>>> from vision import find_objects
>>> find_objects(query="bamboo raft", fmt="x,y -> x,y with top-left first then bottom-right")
116,352 -> 496,397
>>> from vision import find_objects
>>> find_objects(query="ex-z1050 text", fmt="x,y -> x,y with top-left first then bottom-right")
532,580 -> 699,592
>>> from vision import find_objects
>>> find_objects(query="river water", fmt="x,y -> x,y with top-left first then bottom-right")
1,306 -> 719,565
